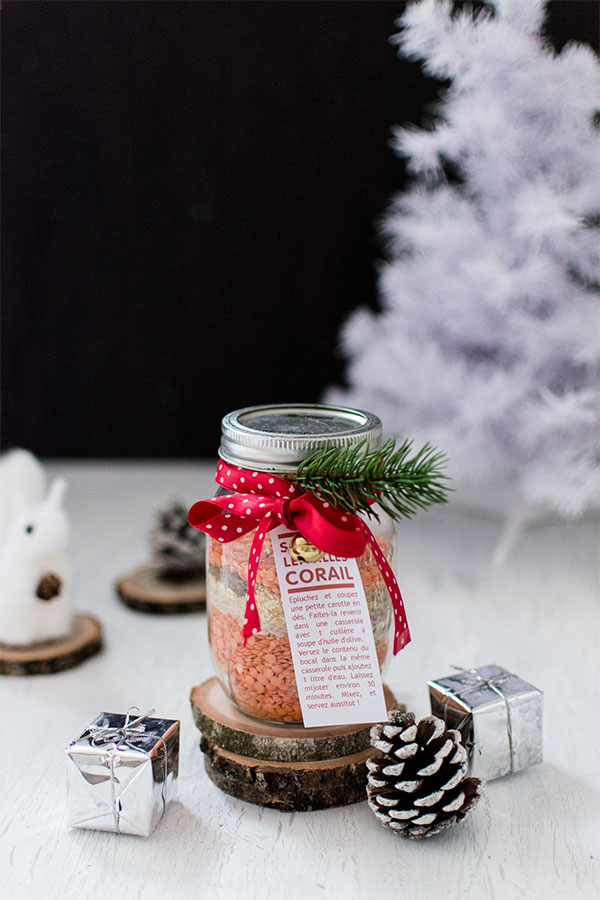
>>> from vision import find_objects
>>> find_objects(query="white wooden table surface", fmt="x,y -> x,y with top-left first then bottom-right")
2,461 -> 598,900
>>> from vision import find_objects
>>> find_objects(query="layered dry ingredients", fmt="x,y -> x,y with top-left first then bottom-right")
208,529 -> 394,723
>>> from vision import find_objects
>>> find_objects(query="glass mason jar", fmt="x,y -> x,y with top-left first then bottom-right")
206,403 -> 396,724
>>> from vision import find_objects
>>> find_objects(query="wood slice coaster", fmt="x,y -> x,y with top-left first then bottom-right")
116,562 -> 206,614
190,676 -> 403,763
0,613 -> 103,676
201,736 -> 374,811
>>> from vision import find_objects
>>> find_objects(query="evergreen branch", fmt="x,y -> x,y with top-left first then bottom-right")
297,437 -> 451,522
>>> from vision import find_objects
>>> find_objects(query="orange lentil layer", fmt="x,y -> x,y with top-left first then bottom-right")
208,529 -> 392,595
209,605 -> 389,723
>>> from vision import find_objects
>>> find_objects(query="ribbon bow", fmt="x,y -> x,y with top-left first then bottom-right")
188,460 -> 410,654
88,707 -> 155,751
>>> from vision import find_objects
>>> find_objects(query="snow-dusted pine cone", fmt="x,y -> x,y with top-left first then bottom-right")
150,501 -> 205,578
367,710 -> 483,839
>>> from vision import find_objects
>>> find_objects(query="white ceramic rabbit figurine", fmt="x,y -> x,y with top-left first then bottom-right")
0,478 -> 73,646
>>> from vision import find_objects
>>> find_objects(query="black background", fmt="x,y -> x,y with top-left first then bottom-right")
2,1 -> 598,458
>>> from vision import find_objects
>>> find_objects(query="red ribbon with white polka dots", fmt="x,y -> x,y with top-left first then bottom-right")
188,460 -> 410,654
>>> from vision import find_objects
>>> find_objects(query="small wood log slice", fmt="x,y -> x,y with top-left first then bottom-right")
201,736 -> 374,811
116,562 -> 206,614
0,613 -> 103,676
190,676 -> 403,762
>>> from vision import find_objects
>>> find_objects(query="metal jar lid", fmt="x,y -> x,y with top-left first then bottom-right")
219,403 -> 382,472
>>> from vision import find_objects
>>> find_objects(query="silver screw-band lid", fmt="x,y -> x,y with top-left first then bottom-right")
219,403 -> 382,472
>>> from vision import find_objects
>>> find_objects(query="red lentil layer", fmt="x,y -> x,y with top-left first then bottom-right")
209,529 -> 392,594
209,605 -> 389,723
209,606 -> 301,721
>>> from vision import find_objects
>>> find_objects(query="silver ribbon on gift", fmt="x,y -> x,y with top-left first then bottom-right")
87,706 -> 168,833
442,666 -> 515,773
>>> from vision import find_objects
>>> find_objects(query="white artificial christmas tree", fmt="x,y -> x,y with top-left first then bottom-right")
327,0 -> 599,553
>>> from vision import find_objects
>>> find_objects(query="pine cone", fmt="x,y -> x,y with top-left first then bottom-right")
150,501 -> 205,578
367,710 -> 483,839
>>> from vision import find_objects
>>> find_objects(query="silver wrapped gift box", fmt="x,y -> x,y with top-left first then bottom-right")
65,708 -> 180,836
428,665 -> 543,781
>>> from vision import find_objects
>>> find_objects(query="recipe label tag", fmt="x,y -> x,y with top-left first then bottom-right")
270,524 -> 388,727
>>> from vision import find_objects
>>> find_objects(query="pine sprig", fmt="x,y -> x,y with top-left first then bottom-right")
297,437 -> 450,522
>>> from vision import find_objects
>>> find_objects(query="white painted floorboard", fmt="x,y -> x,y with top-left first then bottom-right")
2,461 -> 598,900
